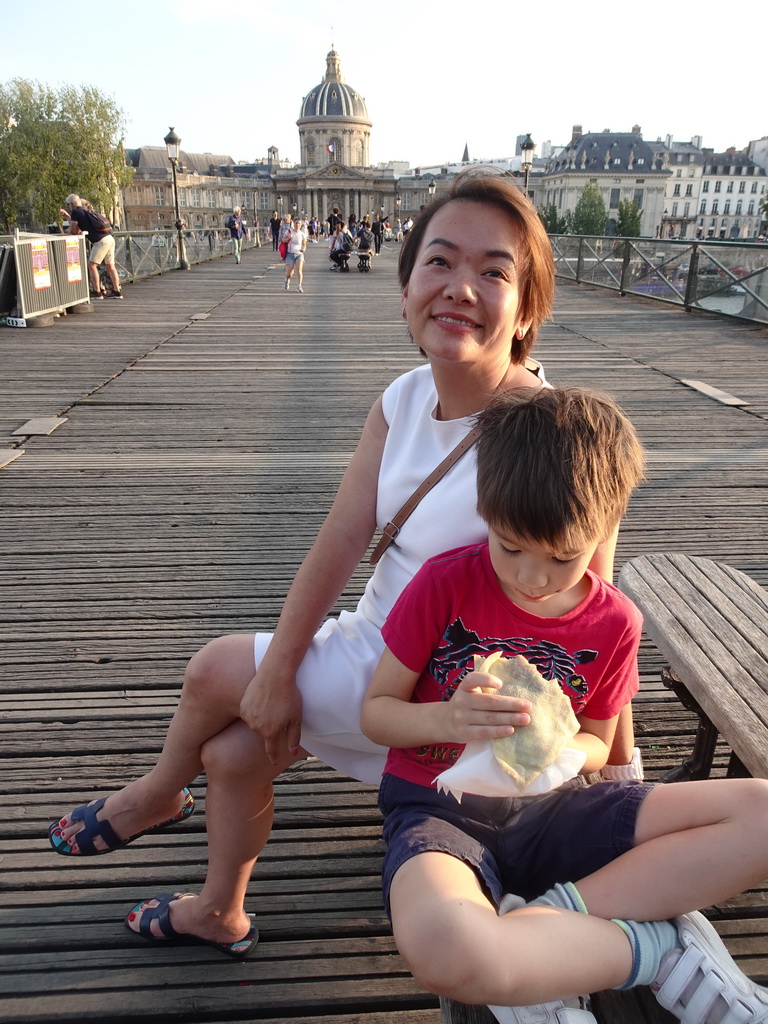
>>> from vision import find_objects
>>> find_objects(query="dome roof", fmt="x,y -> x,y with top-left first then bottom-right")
299,49 -> 369,122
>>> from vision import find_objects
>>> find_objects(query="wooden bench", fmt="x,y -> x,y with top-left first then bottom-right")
618,553 -> 768,781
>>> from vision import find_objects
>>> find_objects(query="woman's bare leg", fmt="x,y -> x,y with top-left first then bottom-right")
129,720 -> 301,944
57,633 -> 260,852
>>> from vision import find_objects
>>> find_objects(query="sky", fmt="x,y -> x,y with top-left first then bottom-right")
4,0 -> 766,168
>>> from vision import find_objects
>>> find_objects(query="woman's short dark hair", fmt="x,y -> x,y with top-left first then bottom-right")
397,169 -> 555,362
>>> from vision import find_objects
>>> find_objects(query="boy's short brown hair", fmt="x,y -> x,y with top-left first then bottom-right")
475,387 -> 645,551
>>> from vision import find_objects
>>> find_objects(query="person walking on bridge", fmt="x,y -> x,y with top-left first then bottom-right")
227,207 -> 246,264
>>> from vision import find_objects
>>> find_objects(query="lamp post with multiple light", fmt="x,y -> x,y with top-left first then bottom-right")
163,127 -> 189,270
520,134 -> 535,195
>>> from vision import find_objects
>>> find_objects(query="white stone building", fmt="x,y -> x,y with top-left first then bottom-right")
696,148 -> 766,239
540,125 -> 670,236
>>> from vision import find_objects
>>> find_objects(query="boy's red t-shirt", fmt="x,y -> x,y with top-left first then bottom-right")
380,543 -> 642,787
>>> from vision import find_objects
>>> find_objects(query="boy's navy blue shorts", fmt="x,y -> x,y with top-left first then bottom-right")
378,773 -> 654,914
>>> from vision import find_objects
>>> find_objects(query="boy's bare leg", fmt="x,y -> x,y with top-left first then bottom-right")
578,779 -> 768,922
390,853 -> 632,1006
390,779 -> 768,1007
56,633 -> 260,852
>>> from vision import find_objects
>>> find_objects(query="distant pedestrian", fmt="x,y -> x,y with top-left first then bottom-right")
270,211 -> 281,251
328,207 -> 342,234
371,214 -> 385,255
284,217 -> 307,292
60,194 -> 122,299
226,207 -> 246,264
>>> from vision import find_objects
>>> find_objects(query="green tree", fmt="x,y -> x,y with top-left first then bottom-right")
0,79 -> 133,232
538,202 -> 568,234
617,198 -> 642,237
571,183 -> 607,236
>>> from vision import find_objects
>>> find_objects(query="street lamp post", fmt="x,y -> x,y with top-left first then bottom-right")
163,127 -> 189,270
428,179 -> 437,202
520,134 -> 535,195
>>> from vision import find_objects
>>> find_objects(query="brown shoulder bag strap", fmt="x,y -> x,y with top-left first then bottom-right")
369,425 -> 481,565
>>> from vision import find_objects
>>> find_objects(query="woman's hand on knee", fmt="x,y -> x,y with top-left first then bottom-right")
239,672 -> 303,765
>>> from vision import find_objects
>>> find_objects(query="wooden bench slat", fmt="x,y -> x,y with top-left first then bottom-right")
618,553 -> 768,778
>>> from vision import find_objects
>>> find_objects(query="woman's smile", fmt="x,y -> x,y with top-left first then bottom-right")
403,201 -> 527,367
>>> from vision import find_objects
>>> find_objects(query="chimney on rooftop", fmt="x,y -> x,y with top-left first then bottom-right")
633,125 -> 642,135
571,125 -> 582,144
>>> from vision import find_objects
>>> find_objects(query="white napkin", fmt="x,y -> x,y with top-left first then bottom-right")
434,741 -> 586,803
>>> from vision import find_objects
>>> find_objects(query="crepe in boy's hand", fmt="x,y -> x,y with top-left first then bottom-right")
474,652 -> 580,788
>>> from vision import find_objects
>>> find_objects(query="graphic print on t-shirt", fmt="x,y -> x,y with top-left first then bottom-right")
427,617 -> 598,713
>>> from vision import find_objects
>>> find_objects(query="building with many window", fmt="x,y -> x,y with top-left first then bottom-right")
659,136 -> 704,239
538,125 -> 670,237
120,56 -> 767,242
695,148 -> 765,239
122,147 -> 274,232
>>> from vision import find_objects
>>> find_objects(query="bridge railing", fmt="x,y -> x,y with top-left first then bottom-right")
1,226 -> 271,292
550,234 -> 768,326
114,226 -> 268,283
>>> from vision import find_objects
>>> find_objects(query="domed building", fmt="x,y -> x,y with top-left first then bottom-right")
298,49 -> 371,168
123,48 -> 435,233
270,48 -> 400,226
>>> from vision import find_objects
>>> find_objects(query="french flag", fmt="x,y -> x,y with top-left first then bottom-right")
326,143 -> 335,153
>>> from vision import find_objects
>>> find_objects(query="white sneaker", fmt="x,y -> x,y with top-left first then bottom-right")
297,286 -> 303,293
488,996 -> 595,1024
652,911 -> 768,1023
284,280 -> 290,290
489,895 -> 596,1024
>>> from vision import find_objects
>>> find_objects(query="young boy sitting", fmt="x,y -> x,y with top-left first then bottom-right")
361,387 -> 768,1024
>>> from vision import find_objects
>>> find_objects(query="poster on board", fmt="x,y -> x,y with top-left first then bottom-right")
65,238 -> 83,282
31,240 -> 51,290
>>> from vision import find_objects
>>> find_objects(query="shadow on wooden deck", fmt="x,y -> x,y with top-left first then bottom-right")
1,242 -> 767,1022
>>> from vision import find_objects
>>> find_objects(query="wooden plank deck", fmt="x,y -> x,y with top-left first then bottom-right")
1,242 -> 767,1023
